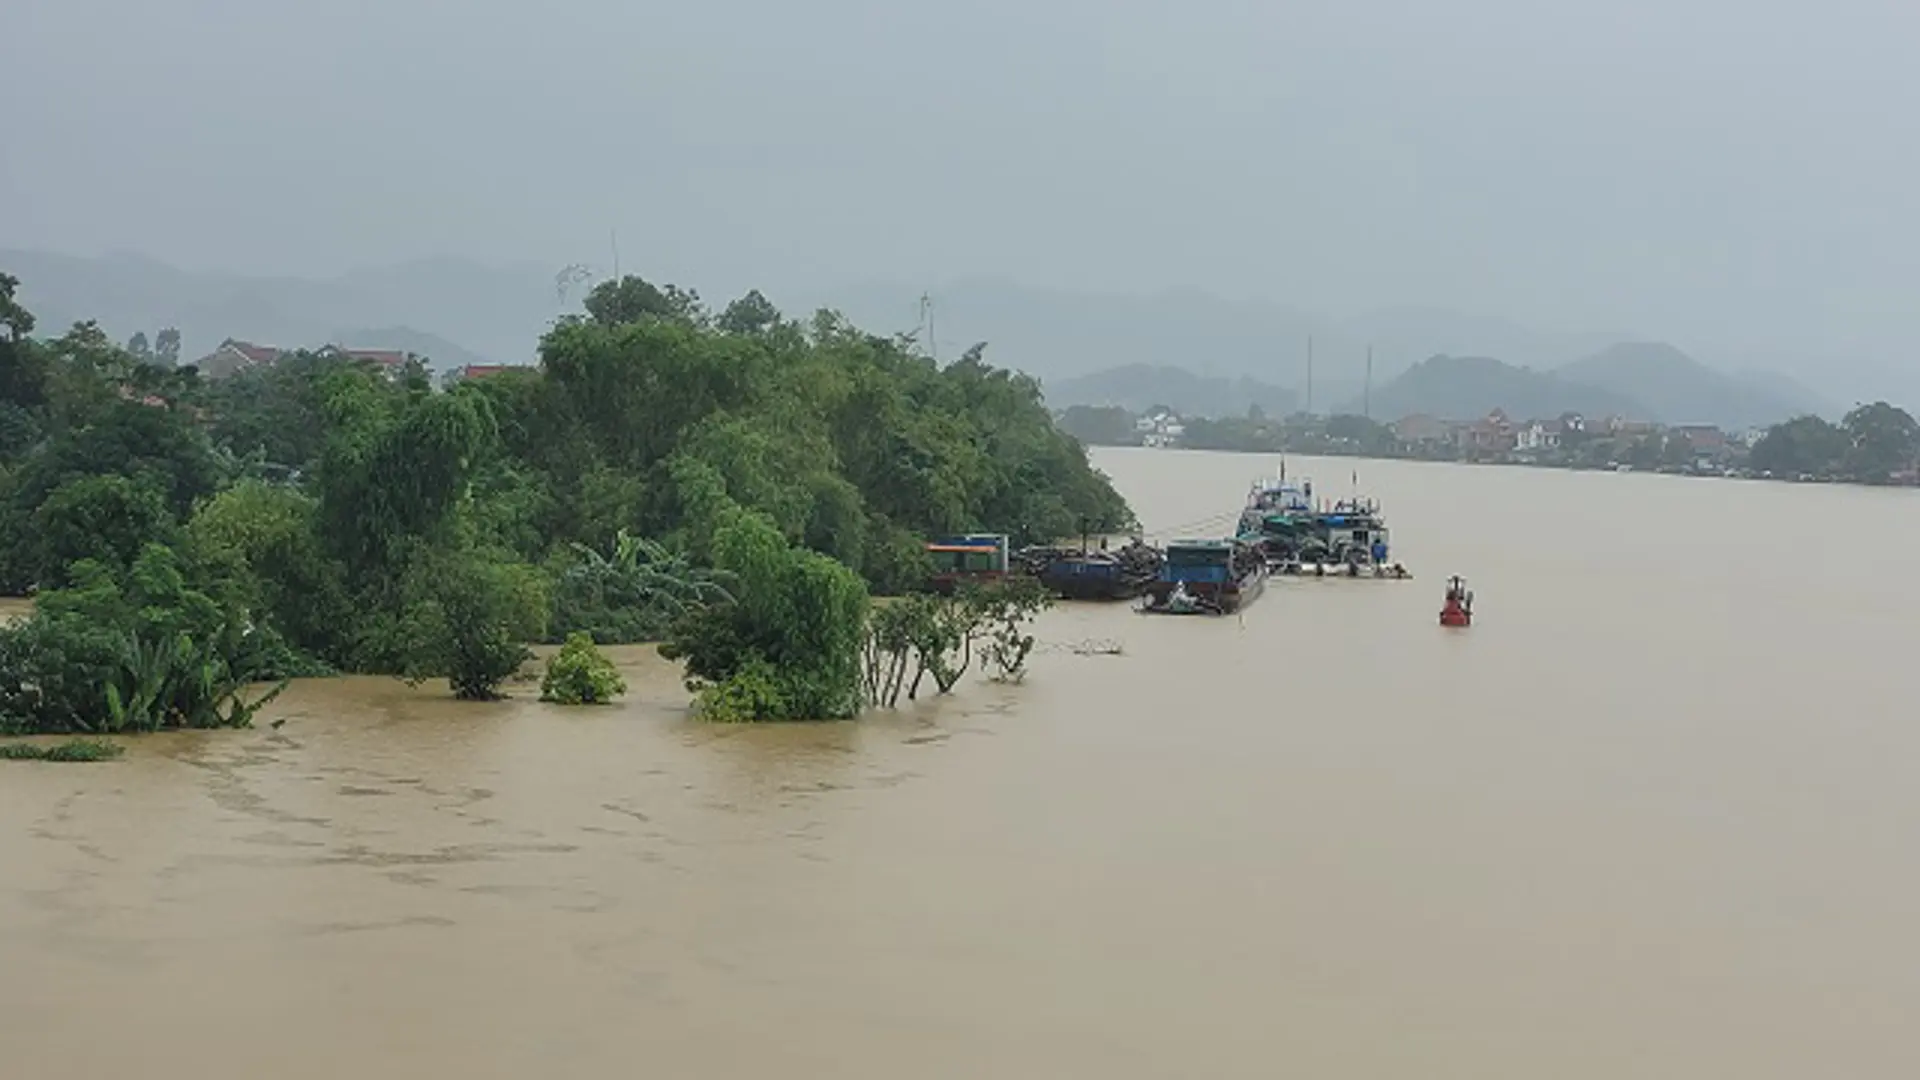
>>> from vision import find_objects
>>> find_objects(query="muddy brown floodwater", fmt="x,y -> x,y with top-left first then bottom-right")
4,448 -> 1919,1078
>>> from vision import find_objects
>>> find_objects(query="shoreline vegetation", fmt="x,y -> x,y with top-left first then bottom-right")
1058,403 -> 1920,487
0,269 -> 1132,742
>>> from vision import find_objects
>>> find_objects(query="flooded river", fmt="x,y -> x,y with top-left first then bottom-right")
4,449 -> 1918,1078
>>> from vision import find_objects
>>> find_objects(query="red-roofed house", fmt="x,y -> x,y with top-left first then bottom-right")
1671,424 -> 1727,453
195,339 -> 283,379
316,345 -> 418,380
452,364 -> 524,380
321,346 -> 410,368
1456,409 -> 1516,454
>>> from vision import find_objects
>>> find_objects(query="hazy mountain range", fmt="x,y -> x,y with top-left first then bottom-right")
0,250 -> 1863,426
1042,365 -> 1298,420
1,248 -> 563,367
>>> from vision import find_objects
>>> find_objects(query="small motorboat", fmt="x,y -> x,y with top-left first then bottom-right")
1440,575 -> 1473,627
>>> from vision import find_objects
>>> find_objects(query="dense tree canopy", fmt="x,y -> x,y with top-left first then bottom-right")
0,271 -> 1129,729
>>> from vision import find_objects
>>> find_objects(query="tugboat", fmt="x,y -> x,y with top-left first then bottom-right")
1141,535 -> 1267,615
1237,466 -> 1315,537
1439,575 -> 1473,627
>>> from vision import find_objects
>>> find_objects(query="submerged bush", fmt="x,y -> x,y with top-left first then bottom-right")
660,507 -> 867,721
396,546 -> 548,701
0,546 -> 290,734
0,738 -> 124,762
541,632 -> 626,705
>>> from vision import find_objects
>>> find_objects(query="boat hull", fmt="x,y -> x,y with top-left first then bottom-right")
1041,571 -> 1151,601
1274,562 -> 1413,580
1142,565 -> 1267,615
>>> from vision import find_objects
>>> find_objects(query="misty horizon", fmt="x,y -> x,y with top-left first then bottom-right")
6,0 -> 1917,401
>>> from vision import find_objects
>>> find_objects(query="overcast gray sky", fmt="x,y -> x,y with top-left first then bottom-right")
5,0 -> 1917,371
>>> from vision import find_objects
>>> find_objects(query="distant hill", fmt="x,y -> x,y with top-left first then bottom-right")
1730,368 -> 1834,420
1349,355 -> 1647,422
805,276 -> 1640,390
2,250 -> 1880,415
1557,342 -> 1811,429
1044,364 -> 1297,419
0,248 -> 558,369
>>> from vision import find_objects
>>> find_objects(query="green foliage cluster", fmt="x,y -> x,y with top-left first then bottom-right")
1749,403 -> 1920,482
660,504 -> 869,721
861,577 -> 1052,708
0,546 -> 290,734
0,738 -> 125,762
541,632 -> 627,705
0,270 -> 1124,724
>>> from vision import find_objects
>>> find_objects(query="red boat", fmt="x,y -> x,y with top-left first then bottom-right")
1440,575 -> 1473,627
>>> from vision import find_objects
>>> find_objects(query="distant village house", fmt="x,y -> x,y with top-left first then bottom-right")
194,339 -> 284,379
1134,407 -> 1185,448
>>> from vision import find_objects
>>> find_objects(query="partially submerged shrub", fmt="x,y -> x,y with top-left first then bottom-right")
0,738 -> 125,762
540,632 -> 626,705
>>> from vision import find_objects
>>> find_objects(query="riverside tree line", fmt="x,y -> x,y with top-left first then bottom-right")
0,271 -> 1132,734
1060,401 -> 1920,483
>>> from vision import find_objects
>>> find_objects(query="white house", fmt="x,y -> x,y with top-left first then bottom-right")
1514,420 -> 1562,452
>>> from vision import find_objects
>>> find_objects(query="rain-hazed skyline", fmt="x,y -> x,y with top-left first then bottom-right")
5,0 -> 1917,398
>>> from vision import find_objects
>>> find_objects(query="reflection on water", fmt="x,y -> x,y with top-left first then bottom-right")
3,450 -> 1919,1078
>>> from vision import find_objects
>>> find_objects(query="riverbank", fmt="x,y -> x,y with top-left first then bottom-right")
1084,439 -> 1920,489
1063,402 -> 1920,489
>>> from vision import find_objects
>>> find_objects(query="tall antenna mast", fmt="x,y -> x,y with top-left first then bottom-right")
609,229 -> 621,281
1305,336 -> 1314,416
1363,345 -> 1373,420
919,292 -> 937,360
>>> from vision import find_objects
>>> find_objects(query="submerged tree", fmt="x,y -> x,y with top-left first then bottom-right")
540,632 -> 627,705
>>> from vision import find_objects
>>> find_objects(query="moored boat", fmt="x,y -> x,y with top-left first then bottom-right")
1237,467 -> 1315,536
1020,539 -> 1164,600
1141,535 -> 1267,615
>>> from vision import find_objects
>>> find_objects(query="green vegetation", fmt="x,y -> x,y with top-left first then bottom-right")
0,269 -> 1124,729
541,632 -> 627,705
0,738 -> 125,762
860,578 -> 1052,708
1749,404 -> 1920,482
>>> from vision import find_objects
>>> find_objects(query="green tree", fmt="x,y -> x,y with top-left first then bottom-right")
582,275 -> 706,327
1840,401 -> 1919,481
30,474 -> 175,586
716,289 -> 783,336
540,632 -> 626,704
396,545 -> 549,700
154,327 -> 182,368
1056,404 -> 1138,446
660,506 -> 867,721
0,546 -> 288,734
1749,415 -> 1849,476
315,373 -> 497,577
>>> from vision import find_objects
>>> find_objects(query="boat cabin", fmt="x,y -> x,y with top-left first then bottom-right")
1161,539 -> 1235,586
925,534 -> 1010,593
1318,503 -> 1390,564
